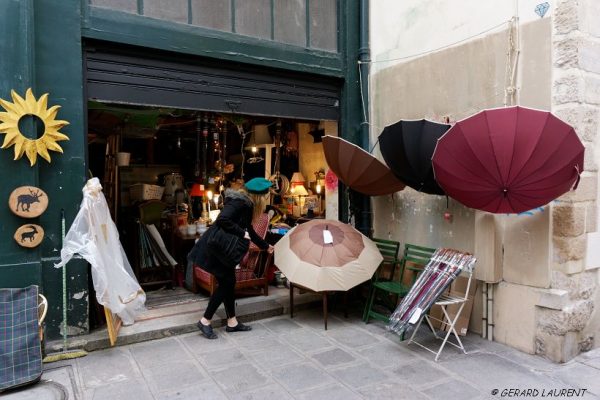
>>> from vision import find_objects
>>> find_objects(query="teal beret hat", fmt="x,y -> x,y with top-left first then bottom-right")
245,177 -> 272,194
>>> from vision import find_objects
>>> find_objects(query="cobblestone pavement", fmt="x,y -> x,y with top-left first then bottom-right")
5,309 -> 600,400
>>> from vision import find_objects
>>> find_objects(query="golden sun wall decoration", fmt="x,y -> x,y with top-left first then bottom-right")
0,88 -> 69,166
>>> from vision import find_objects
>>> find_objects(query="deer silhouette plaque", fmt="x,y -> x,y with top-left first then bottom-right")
9,186 -> 48,218
14,224 -> 44,248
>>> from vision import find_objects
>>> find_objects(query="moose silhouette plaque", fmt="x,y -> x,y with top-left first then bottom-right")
14,224 -> 44,248
9,186 -> 48,218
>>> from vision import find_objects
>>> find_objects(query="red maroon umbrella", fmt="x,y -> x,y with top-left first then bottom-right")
322,135 -> 405,196
432,106 -> 584,213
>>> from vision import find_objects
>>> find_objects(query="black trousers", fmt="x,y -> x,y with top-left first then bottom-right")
203,256 -> 236,320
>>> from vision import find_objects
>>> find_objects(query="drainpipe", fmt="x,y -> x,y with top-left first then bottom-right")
357,0 -> 372,235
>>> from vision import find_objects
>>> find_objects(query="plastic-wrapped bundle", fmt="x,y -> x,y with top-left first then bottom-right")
388,249 -> 476,336
55,178 -> 146,326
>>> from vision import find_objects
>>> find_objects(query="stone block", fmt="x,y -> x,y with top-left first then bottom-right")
584,74 -> 600,105
558,173 -> 597,202
579,39 -> 600,74
535,331 -> 580,362
553,0 -> 579,35
503,212 -> 551,288
585,202 -> 597,233
583,141 -> 598,172
582,0 -> 600,38
493,282 -> 538,354
553,106 -> 600,142
554,259 -> 586,274
554,37 -> 580,68
553,234 -> 587,263
553,203 -> 586,237
538,299 -> 594,335
553,73 -> 583,104
535,288 -> 569,310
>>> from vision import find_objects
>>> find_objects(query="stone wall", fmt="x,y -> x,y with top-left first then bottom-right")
539,0 -> 600,362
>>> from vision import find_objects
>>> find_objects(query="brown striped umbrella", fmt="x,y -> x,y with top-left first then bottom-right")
274,219 -> 382,291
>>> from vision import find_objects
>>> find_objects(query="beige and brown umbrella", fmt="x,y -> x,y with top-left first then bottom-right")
322,135 -> 405,196
274,219 -> 383,292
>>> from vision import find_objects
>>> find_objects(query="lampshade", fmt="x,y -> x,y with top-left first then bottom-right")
290,172 -> 306,184
292,184 -> 308,196
190,183 -> 205,197
253,124 -> 273,145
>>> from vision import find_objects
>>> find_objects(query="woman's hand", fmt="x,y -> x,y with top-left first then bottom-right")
244,231 -> 251,240
267,245 -> 275,254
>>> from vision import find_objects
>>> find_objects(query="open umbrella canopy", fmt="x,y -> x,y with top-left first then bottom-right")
322,135 -> 405,196
274,219 -> 383,292
432,106 -> 584,214
379,119 -> 450,195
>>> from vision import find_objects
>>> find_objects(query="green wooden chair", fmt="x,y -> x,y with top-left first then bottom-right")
363,242 -> 436,324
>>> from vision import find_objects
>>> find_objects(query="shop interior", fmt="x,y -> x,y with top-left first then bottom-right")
87,101 -> 335,312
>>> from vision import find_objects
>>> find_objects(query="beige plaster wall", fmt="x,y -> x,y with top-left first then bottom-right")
371,19 -> 553,350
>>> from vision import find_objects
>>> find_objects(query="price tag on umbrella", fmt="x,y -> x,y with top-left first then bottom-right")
323,229 -> 333,244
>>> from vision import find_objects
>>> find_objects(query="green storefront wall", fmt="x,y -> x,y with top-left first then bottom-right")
0,0 -> 367,340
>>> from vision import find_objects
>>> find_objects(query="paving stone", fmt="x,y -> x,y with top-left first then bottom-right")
390,360 -> 451,387
357,381 -> 429,400
88,378 -> 155,400
180,331 -> 237,356
154,381 -> 228,400
356,341 -> 418,368
332,362 -> 390,389
262,317 -> 304,333
228,383 -> 294,399
76,347 -> 140,389
326,326 -> 380,349
281,328 -> 335,353
296,383 -> 363,400
141,359 -> 207,394
552,362 -> 600,396
582,358 -> 600,370
292,310 -> 348,330
247,343 -> 305,369
196,347 -> 248,370
130,337 -> 191,367
439,353 -> 562,393
272,362 -> 335,392
422,379 -> 481,400
211,363 -> 270,393
43,364 -> 81,400
311,348 -> 356,368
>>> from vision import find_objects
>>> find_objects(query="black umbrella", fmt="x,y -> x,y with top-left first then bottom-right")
379,119 -> 451,195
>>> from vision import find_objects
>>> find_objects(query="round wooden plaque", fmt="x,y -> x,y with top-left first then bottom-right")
8,186 -> 48,218
14,224 -> 44,248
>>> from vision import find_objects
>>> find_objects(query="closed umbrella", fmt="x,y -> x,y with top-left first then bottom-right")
432,106 -> 584,213
322,135 -> 405,196
274,219 -> 383,292
379,119 -> 451,195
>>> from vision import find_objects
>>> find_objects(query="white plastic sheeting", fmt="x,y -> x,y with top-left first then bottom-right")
55,178 -> 145,325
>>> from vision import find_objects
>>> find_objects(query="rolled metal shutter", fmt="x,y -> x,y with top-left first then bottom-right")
85,42 -> 340,120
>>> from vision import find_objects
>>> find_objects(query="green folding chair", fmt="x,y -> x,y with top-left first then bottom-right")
363,242 -> 436,325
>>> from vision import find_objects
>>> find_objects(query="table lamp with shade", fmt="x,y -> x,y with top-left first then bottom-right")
290,172 -> 308,217
190,183 -> 205,220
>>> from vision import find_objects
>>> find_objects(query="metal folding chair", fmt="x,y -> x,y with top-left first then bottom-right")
407,266 -> 474,361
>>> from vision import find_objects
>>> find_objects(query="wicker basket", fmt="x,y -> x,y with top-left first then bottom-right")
129,184 -> 165,202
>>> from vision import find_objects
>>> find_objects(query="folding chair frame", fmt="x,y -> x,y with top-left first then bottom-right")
407,268 -> 473,361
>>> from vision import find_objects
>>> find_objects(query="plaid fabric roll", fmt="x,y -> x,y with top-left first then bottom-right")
0,285 -> 43,391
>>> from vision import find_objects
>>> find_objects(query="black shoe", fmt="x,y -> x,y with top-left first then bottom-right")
225,322 -> 252,332
197,321 -> 217,339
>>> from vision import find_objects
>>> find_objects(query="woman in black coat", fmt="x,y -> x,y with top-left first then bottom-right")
188,184 -> 272,339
